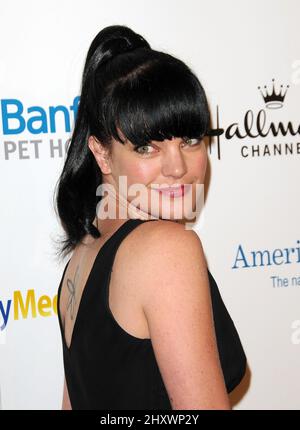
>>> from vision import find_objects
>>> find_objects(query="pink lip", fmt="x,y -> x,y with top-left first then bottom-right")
152,184 -> 189,197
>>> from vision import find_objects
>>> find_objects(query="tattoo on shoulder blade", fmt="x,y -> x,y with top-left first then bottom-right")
66,265 -> 80,320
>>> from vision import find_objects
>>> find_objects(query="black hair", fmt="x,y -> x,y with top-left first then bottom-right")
53,24 -> 210,260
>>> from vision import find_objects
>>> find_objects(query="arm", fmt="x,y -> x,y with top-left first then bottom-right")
62,376 -> 72,410
136,221 -> 231,410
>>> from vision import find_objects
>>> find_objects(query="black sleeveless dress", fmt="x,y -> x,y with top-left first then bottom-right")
57,218 -> 247,410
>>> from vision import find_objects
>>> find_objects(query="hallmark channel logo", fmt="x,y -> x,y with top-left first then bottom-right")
258,78 -> 289,109
208,78 -> 299,159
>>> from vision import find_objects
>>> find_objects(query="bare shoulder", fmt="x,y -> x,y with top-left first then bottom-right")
127,218 -> 209,300
119,219 -> 208,299
121,219 -> 230,409
125,219 -> 204,253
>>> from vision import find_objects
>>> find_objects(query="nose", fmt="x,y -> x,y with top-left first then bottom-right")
161,143 -> 187,179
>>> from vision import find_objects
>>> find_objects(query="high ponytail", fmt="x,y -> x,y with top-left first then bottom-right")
53,25 -> 210,260
53,26 -> 150,260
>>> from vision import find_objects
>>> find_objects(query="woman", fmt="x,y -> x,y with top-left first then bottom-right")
54,24 -> 246,410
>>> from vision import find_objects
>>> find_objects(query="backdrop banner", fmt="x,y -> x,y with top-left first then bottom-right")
0,0 -> 299,410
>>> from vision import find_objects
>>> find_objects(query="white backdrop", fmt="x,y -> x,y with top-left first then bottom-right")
0,0 -> 299,410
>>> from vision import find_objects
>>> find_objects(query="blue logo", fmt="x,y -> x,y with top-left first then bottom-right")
0,96 -> 80,135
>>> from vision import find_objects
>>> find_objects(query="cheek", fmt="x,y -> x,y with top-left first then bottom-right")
118,158 -> 158,185
189,148 -> 207,180
200,150 -> 208,172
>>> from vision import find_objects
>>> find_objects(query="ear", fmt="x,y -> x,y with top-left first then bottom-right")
88,136 -> 111,175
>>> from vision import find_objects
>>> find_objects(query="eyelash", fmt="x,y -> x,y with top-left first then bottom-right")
133,138 -> 202,156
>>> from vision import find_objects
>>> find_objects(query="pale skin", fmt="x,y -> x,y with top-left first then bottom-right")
61,130 -> 231,410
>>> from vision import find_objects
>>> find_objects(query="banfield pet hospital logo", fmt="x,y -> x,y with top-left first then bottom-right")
0,96 -> 80,161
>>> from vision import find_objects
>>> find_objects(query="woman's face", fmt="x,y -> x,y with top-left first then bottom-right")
90,129 -> 207,222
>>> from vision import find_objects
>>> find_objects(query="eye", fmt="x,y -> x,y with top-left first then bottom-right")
133,144 -> 155,155
182,137 -> 202,147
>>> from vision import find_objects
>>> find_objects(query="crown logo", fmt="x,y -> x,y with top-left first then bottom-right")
257,78 -> 289,109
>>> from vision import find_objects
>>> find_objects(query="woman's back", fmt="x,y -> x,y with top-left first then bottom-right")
57,218 -> 246,410
58,218 -> 153,349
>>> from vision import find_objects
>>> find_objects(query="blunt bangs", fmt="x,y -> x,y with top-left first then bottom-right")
101,52 -> 210,148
